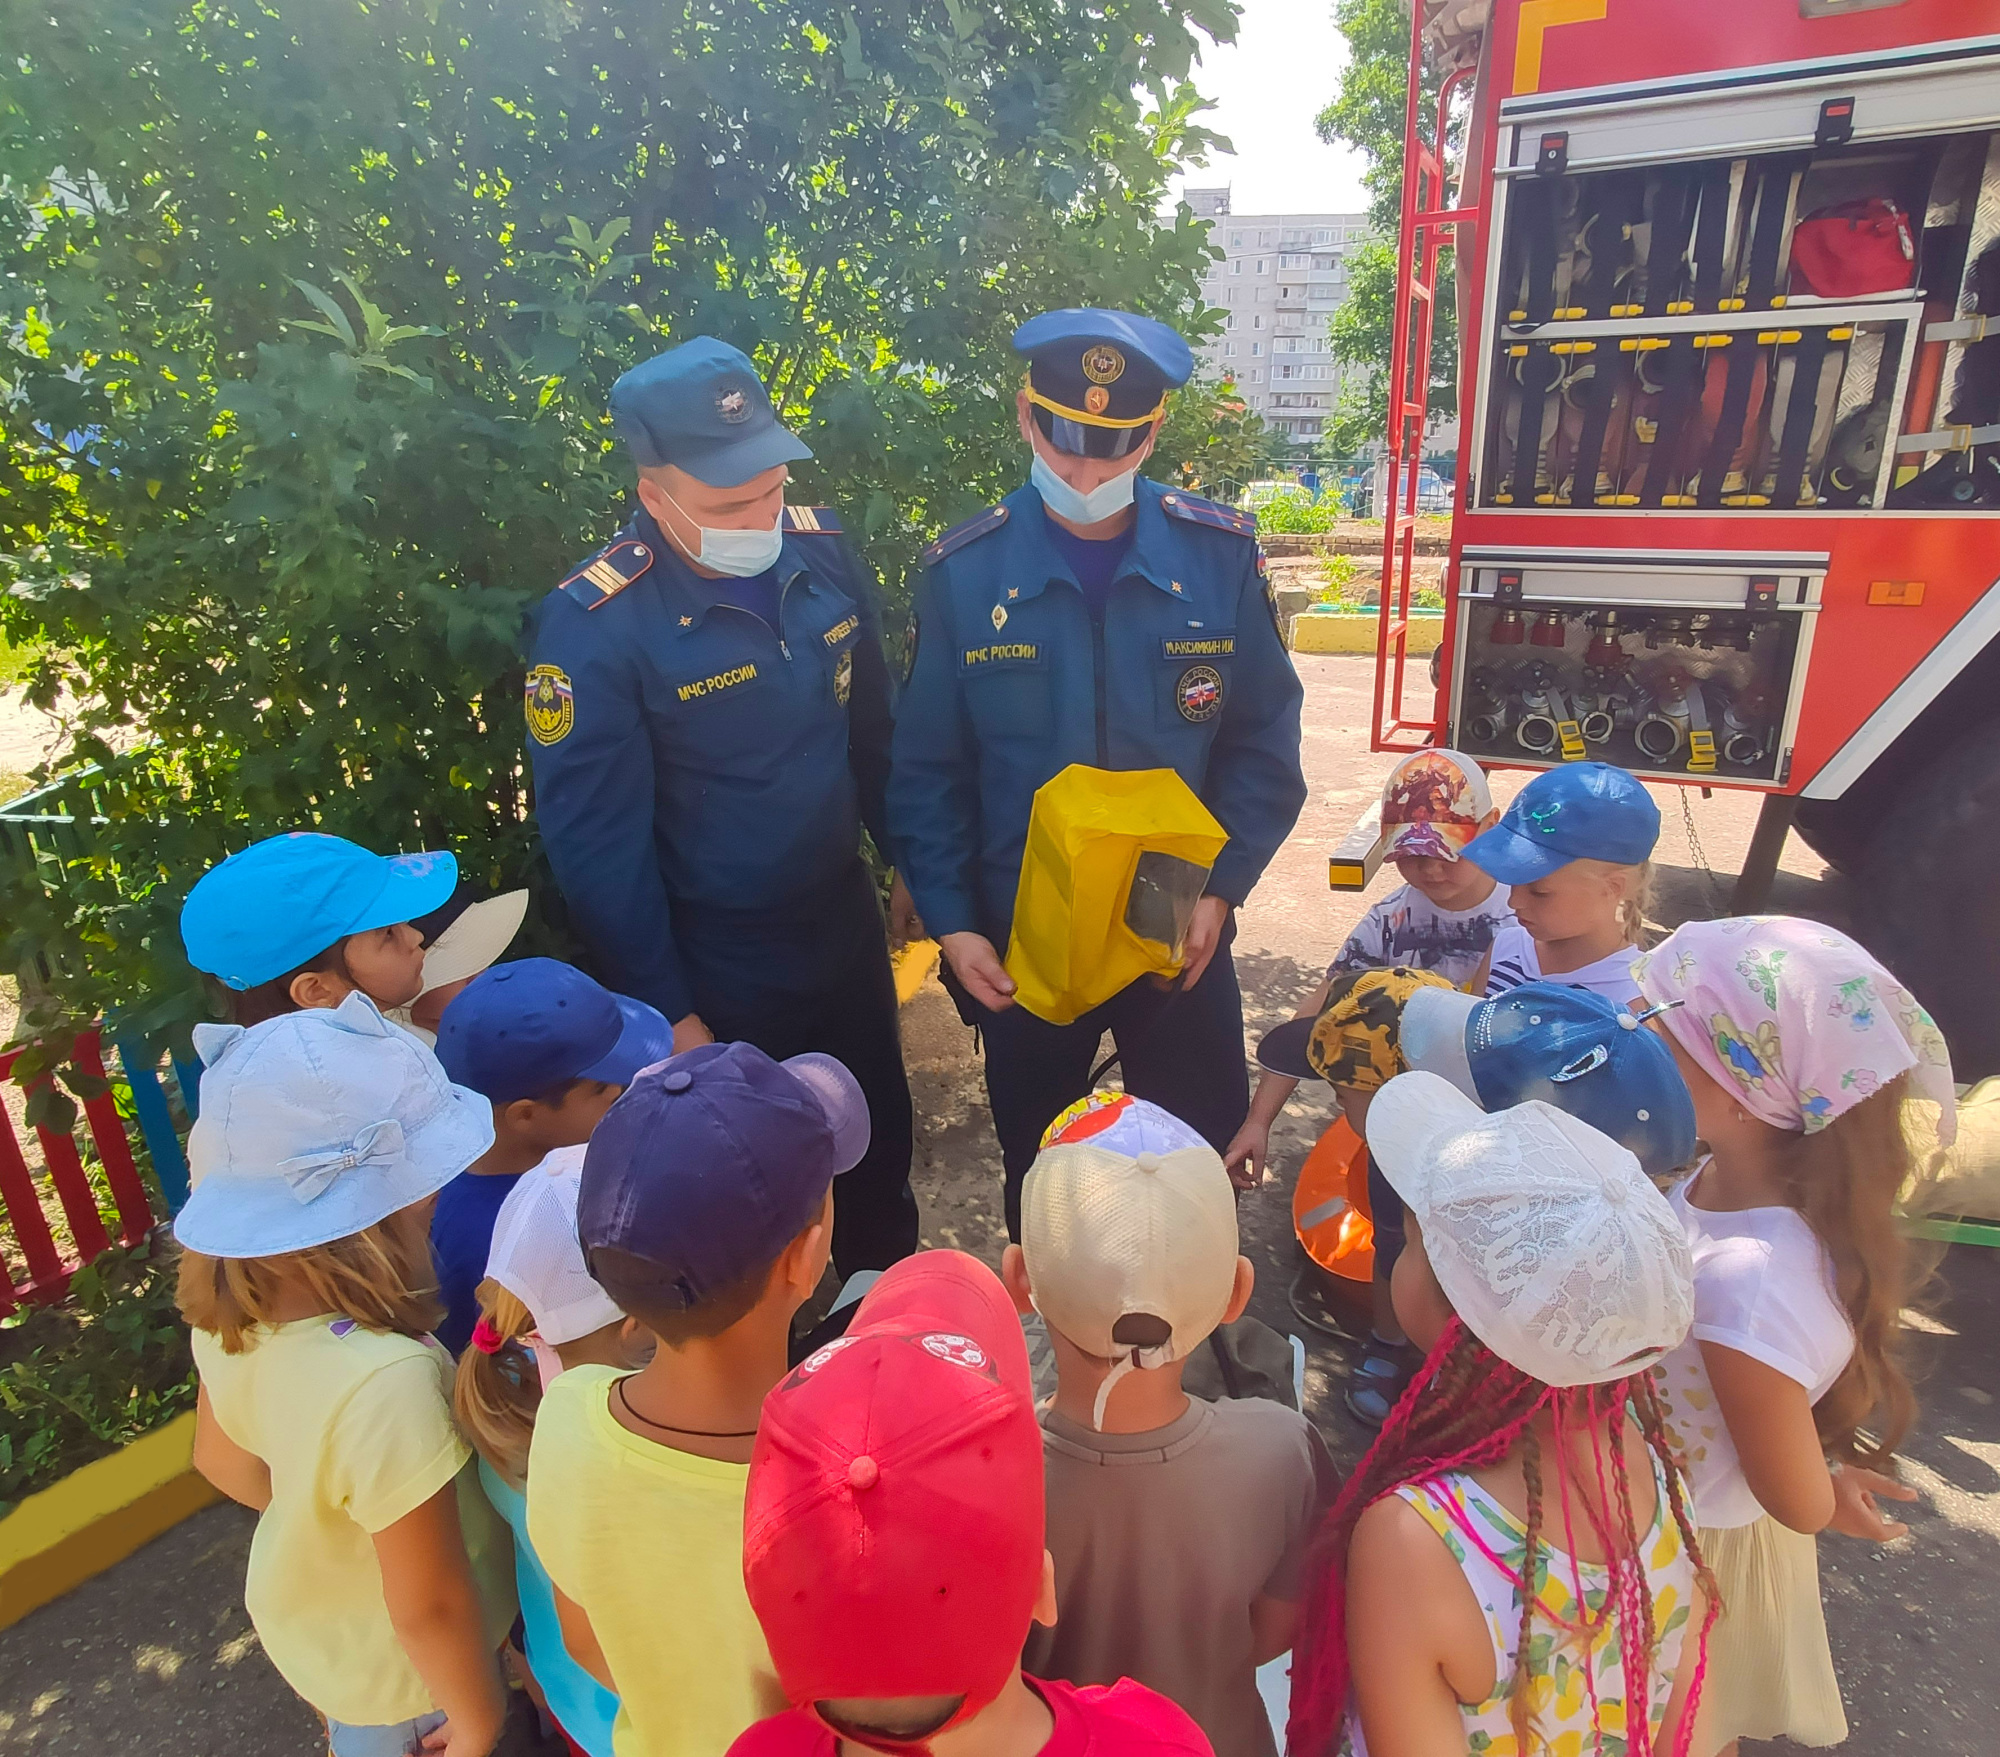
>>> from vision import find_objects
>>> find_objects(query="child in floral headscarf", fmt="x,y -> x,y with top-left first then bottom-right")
1634,915 -> 1952,1753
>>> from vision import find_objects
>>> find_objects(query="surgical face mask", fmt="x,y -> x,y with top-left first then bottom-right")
1030,450 -> 1140,526
658,485 -> 785,577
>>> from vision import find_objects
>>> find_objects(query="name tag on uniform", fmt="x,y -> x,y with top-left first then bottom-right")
677,663 -> 760,703
1161,635 -> 1236,659
821,614 -> 861,649
960,642 -> 1043,670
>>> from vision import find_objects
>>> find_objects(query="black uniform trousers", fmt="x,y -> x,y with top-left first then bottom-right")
673,858 -> 919,1277
949,918 -> 1251,1240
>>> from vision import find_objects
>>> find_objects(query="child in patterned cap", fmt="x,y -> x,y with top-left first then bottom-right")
1226,750 -> 1507,1425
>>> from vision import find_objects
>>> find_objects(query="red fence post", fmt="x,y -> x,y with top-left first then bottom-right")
0,1072 -> 66,1306
35,1096 -> 111,1269
75,1030 -> 156,1248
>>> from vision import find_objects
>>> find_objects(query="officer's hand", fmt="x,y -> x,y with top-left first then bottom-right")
672,1013 -> 716,1055
888,874 -> 926,950
941,932 -> 1016,1013
1178,896 -> 1233,990
1828,1463 -> 1919,1542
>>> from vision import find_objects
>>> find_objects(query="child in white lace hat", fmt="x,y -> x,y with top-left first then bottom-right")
1287,1072 -> 1714,1757
175,994 -> 515,1757
453,1150 -> 650,1757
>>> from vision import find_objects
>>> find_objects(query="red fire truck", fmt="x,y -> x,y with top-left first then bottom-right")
1367,0 -> 2000,1071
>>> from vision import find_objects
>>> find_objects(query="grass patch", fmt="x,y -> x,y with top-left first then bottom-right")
0,1237 -> 196,1517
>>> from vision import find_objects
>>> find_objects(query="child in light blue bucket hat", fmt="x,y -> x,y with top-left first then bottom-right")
176,994 -> 517,1757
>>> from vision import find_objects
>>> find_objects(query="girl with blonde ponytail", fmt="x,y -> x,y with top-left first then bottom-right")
453,1152 -> 648,1757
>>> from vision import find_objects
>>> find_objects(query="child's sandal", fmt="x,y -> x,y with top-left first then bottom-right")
1343,1338 -> 1421,1429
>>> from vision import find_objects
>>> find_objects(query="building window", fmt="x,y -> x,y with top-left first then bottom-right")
1230,231 -> 1244,246
1315,228 -> 1333,243
1223,341 -> 1235,357
1229,260 -> 1241,277
1225,314 -> 1237,330
1251,368 -> 1264,382
1252,314 -> 1263,329
1260,230 -> 1275,245
1257,258 -> 1269,274
1279,254 -> 1310,270
1251,343 -> 1262,357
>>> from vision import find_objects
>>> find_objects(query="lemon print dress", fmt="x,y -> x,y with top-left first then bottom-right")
1368,1454 -> 1695,1756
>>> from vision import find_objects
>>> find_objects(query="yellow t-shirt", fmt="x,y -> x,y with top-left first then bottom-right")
191,1317 -> 516,1725
526,1365 -> 784,1757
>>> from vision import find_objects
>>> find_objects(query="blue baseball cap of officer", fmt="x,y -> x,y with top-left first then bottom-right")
1012,309 -> 1192,526
612,337 -> 812,579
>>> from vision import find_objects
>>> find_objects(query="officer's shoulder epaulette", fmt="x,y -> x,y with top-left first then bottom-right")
920,503 -> 1009,568
1159,490 -> 1257,540
781,504 -> 843,535
556,536 -> 656,612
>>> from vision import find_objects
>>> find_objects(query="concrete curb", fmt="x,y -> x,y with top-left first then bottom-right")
893,938 -> 940,1004
0,1410 -> 217,1632
1291,612 -> 1444,655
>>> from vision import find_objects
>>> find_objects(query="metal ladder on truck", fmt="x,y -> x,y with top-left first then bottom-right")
1372,8 -> 1481,754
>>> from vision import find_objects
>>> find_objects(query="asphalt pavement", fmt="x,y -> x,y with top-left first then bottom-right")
3,653 -> 1993,1756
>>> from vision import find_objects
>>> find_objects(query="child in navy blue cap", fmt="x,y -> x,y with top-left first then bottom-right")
525,1041 -> 870,1756
180,832 -> 459,1026
430,958 -> 674,1354
1462,762 -> 1660,1005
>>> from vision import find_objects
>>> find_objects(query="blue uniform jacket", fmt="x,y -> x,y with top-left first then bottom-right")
526,506 -> 893,1023
886,477 -> 1307,942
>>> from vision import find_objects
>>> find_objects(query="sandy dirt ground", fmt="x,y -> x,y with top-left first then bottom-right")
2,653 -> 1995,1755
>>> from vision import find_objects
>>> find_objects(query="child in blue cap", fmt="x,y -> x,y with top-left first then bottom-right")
430,958 -> 674,1354
180,832 -> 459,1026
527,1041 -> 870,1756
1462,762 -> 1660,1005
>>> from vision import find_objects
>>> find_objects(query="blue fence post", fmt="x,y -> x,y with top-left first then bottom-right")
117,1035 -> 191,1216
170,1050 -> 202,1125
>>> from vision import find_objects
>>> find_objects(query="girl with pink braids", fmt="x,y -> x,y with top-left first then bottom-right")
1635,916 -> 1952,1754
1287,1072 -> 1715,1757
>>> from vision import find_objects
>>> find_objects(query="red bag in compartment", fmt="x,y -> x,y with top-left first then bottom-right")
1789,198 -> 1916,299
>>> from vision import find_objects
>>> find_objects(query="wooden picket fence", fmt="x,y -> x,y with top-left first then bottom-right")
0,1029 -> 197,1314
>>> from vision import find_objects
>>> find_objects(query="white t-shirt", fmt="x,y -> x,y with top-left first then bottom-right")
1652,1169 -> 1855,1530
1482,920 -> 1643,1006
1329,882 -> 1515,991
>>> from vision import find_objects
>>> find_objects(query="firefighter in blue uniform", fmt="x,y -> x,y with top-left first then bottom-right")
526,336 -> 918,1273
887,309 -> 1308,1237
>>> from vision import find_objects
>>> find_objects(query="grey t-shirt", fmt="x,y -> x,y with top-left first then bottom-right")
1023,1396 -> 1337,1757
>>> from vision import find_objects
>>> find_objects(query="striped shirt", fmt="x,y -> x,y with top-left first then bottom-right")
1482,920 -> 1643,1005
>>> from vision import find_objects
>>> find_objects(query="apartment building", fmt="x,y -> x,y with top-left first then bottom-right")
1183,186 -> 1368,442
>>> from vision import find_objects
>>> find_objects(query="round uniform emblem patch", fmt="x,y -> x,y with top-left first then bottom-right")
834,649 -> 853,708
1081,344 -> 1126,385
716,386 -> 751,424
524,664 -> 575,745
1176,664 -> 1224,723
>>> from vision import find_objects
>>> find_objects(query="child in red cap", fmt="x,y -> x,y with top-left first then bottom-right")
730,1251 -> 1213,1757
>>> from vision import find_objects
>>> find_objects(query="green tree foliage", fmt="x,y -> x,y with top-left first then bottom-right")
0,0 -> 1238,1046
1316,0 -> 1458,449
1150,372 -> 1279,500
